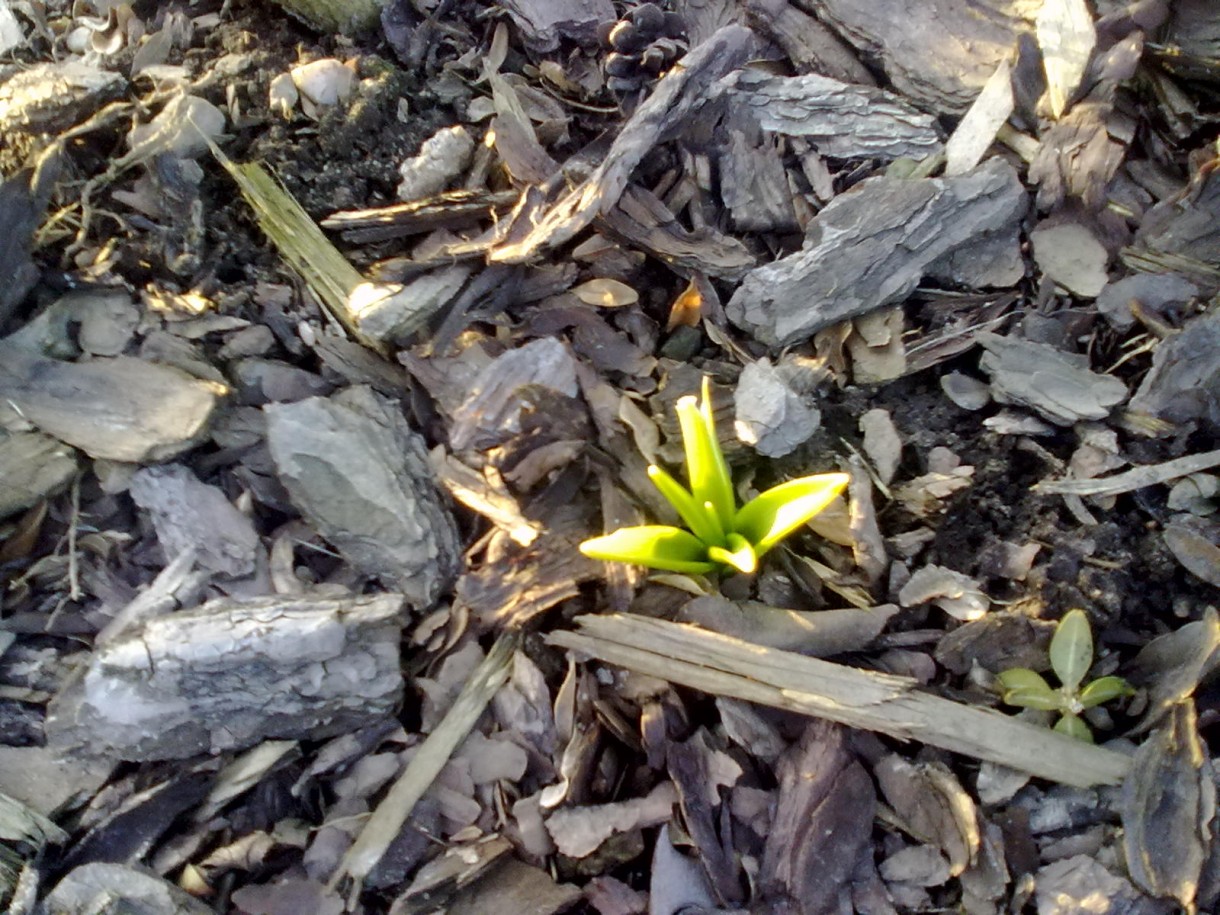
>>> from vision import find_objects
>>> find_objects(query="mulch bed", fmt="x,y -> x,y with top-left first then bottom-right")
1,0 -> 1218,913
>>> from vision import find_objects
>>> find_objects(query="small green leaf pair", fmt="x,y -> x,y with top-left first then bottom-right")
580,377 -> 850,575
997,609 -> 1134,742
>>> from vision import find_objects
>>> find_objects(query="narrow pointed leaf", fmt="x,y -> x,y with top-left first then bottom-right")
1055,713 -> 1094,743
1077,675 -> 1134,709
676,383 -> 735,531
733,472 -> 851,555
707,532 -> 757,574
997,668 -> 1063,711
580,526 -> 716,573
647,465 -> 724,546
1050,609 -> 1093,692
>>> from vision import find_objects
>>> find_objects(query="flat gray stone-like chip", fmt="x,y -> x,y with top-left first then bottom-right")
266,386 -> 461,606
978,333 -> 1127,427
726,158 -> 1026,348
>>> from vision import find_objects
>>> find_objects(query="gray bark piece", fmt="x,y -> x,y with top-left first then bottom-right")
490,24 -> 755,264
499,0 -> 614,51
0,345 -> 221,462
1096,273 -> 1199,332
726,158 -> 1027,347
350,264 -> 475,346
449,337 -> 580,451
265,387 -> 461,606
799,0 -> 1031,114
731,70 -> 942,161
925,222 -> 1025,288
47,592 -> 405,761
734,359 -> 819,457
719,126 -> 798,232
0,431 -> 77,521
0,59 -> 124,137
978,333 -> 1128,427
1129,307 -> 1220,431
40,863 -> 214,915
128,464 -> 261,579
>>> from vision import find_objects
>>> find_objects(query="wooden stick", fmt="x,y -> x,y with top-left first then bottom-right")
332,629 -> 521,892
548,614 -> 1130,787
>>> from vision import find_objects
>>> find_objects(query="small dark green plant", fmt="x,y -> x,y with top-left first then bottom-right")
997,608 -> 1134,742
580,377 -> 849,575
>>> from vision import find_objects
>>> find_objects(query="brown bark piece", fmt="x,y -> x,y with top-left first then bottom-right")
0,346 -> 223,462
47,592 -> 406,761
732,70 -> 942,160
744,0 -> 875,85
719,125 -> 798,232
875,755 -> 980,877
797,0 -> 1031,114
265,386 -> 461,606
726,158 -> 1027,347
599,185 -> 755,281
760,719 -> 876,915
489,24 -> 755,264
1122,701 -> 1216,911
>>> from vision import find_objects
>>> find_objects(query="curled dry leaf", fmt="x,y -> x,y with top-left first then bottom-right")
571,277 -> 640,308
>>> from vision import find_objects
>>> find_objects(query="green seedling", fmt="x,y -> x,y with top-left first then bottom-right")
997,608 -> 1134,742
580,377 -> 850,575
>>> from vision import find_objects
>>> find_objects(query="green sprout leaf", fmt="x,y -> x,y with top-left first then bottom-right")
1049,609 -> 1093,692
996,609 -> 1132,742
997,668 -> 1063,711
646,465 -> 724,546
1078,675 -> 1135,709
1054,713 -> 1094,743
734,473 -> 851,555
579,376 -> 846,576
674,378 -> 735,531
579,526 -> 716,574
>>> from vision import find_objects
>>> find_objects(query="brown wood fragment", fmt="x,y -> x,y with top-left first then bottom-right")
599,185 -> 755,280
499,0 -> 615,51
796,0 -> 1031,114
1121,701 -> 1215,910
321,190 -> 518,243
0,431 -> 77,521
719,124 -> 797,232
489,24 -> 755,264
549,614 -> 1132,786
128,464 -> 262,579
744,0 -> 875,85
760,720 -> 875,915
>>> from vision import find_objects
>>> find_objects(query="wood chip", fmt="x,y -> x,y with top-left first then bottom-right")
1121,701 -> 1215,911
733,69 -> 943,160
727,159 -> 1026,347
48,592 -> 406,761
549,614 -> 1132,786
0,345 -> 223,462
265,386 -> 461,606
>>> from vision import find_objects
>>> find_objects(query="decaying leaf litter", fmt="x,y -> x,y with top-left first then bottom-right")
0,0 -> 1218,911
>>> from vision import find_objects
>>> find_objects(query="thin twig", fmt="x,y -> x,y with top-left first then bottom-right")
1034,449 -> 1220,496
